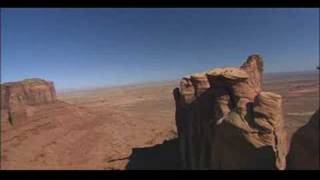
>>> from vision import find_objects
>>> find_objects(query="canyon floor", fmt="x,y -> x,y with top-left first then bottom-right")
1,71 -> 319,170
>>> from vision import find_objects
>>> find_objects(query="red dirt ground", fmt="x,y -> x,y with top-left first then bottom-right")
1,71 -> 318,169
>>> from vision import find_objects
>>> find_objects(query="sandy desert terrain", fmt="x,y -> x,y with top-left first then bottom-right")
1,71 -> 318,170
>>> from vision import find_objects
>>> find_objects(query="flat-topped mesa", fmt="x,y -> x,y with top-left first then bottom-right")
1,78 -> 57,123
173,54 -> 288,170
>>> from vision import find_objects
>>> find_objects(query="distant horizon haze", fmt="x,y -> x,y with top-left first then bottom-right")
56,70 -> 320,92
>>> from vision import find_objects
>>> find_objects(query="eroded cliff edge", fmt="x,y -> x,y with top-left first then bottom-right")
1,78 -> 57,123
173,55 -> 288,170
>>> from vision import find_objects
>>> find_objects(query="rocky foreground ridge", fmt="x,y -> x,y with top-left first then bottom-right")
0,61 -> 318,170
1,78 -> 57,123
174,54 -> 309,170
287,105 -> 319,169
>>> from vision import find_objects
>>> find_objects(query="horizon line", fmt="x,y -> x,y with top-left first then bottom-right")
55,69 -> 319,93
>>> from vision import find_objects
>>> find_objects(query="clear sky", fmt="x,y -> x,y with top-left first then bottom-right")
1,8 -> 319,90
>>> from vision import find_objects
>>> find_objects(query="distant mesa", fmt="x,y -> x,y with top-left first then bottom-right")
1,78 -> 57,124
173,54 -> 288,170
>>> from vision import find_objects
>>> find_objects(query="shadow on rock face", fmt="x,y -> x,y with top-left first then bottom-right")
125,138 -> 181,170
286,109 -> 319,170
212,122 -> 278,170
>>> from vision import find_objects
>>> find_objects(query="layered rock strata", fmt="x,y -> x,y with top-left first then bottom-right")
173,55 -> 288,170
1,78 -> 57,123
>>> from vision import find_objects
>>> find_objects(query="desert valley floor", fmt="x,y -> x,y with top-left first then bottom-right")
1,71 -> 319,169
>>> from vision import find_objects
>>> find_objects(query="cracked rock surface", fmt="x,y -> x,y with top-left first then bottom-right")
174,54 -> 288,170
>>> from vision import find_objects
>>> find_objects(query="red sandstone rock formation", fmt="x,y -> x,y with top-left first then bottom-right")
287,109 -> 319,170
1,78 -> 57,123
173,55 -> 288,170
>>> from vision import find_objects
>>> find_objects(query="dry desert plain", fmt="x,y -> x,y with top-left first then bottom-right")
1,71 -> 319,169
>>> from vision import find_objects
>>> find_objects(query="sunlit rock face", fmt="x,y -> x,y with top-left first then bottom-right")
1,78 -> 57,123
173,54 -> 288,170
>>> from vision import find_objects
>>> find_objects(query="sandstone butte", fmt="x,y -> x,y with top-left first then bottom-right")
1,78 -> 57,124
0,61 -> 318,170
173,54 -> 289,170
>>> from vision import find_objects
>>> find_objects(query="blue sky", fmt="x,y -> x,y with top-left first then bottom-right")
1,8 -> 319,90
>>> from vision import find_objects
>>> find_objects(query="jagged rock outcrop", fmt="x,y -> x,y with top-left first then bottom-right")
287,109 -> 319,170
173,54 -> 288,170
1,78 -> 57,123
